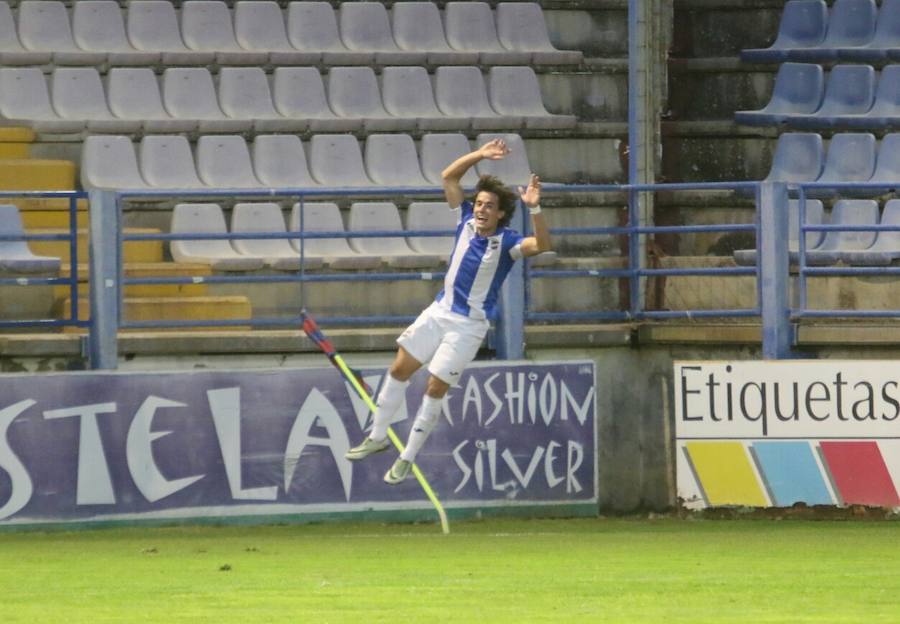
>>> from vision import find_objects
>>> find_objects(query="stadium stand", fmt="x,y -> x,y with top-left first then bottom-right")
868,133 -> 900,193
418,134 -> 478,187
843,199 -> 900,265
434,66 -> 523,130
127,0 -> 214,65
289,202 -> 381,270
0,67 -> 83,133
161,67 -> 251,133
271,67 -> 359,133
195,135 -> 265,189
308,134 -> 376,188
488,66 -> 578,129
794,64 -> 877,128
475,133 -> 534,187
169,203 -> 264,270
17,0 -> 106,65
406,202 -> 457,259
444,1 -> 532,65
348,202 -> 444,268
180,0 -> 267,65
72,0 -> 158,66
741,0 -> 828,63
805,199 -> 880,265
733,63 -> 825,126
52,67 -> 140,133
813,132 -> 877,197
106,67 -> 195,133
230,202 -> 322,271
762,133 -> 825,185
495,2 -> 584,65
80,135 -> 148,190
363,134 -> 433,188
285,1 -> 368,66
733,199 -> 826,266
139,135 -> 206,189
326,66 -> 417,132
251,134 -> 319,189
380,66 -> 468,132
233,0 -> 317,66
0,204 -> 62,273
390,1 -> 479,66
0,0 -> 50,65
338,2 -> 424,66
217,67 -> 304,133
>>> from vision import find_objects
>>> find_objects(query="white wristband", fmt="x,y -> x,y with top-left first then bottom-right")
528,204 -> 542,215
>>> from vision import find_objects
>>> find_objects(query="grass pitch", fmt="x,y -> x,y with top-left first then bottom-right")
2,516 -> 899,623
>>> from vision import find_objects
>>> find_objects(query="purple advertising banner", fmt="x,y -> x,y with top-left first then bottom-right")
0,360 -> 596,526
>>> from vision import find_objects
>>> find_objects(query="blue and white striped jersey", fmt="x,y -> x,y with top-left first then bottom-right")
435,200 -> 524,320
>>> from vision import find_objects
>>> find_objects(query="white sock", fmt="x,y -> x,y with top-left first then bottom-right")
369,375 -> 409,441
400,395 -> 443,462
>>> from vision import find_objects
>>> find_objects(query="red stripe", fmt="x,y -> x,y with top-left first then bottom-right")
819,441 -> 900,507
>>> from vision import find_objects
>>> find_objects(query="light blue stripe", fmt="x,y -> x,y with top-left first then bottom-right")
751,441 -> 833,506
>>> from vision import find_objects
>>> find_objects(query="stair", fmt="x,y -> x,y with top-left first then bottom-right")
59,295 -> 253,332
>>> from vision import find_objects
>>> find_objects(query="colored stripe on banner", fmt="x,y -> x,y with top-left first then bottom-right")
750,441 -> 833,506
819,441 -> 900,507
684,442 -> 767,507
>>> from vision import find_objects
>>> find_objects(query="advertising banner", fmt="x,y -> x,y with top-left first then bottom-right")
0,360 -> 596,526
676,360 -> 900,509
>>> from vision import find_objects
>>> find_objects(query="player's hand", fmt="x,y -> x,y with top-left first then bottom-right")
518,174 -> 541,208
479,138 -> 510,161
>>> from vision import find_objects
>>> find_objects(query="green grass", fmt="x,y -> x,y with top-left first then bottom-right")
1,517 -> 899,623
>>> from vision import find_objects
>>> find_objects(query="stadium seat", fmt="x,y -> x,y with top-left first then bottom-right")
406,202 -> 457,259
106,68 -> 195,133
230,202 -> 322,271
338,3 -> 424,65
139,135 -> 205,189
444,2 -> 532,65
495,3 -> 583,65
733,199 -> 825,265
286,1 -> 368,66
364,134 -> 432,188
391,2 -> 478,66
862,65 -> 900,127
734,63 -> 825,126
233,0 -> 318,66
741,0 -> 828,63
127,0 -> 214,66
17,0 -> 106,65
161,68 -> 251,133
434,66 -> 522,130
170,203 -> 264,270
180,0 -> 267,66
290,202 -> 381,270
72,0 -> 158,66
0,1 -> 51,65
419,133 -> 478,187
791,64 -> 876,128
487,66 -> 577,129
81,135 -> 149,190
842,0 -> 900,61
842,198 -> 900,265
763,133 -> 824,185
217,67 -> 302,133
813,0 -> 878,62
381,66 -> 468,132
475,133 -> 533,188
309,134 -> 375,187
272,67 -> 360,132
327,67 -> 415,132
52,67 -> 141,134
813,133 -> 877,197
805,199 -> 879,265
196,135 -> 265,189
0,67 -> 83,133
251,134 -> 319,188
0,204 -> 62,273
868,133 -> 900,193
349,202 -> 443,268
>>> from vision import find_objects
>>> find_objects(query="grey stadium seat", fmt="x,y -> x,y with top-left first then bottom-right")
51,67 -> 142,134
233,0 -> 318,66
308,134 -> 375,187
869,133 -> 900,193
17,0 -> 106,65
286,1 -> 369,66
391,2 -> 478,66
364,134 -> 432,187
170,203 -> 264,271
349,202 -> 443,268
406,202 -> 457,259
434,66 -> 522,130
495,3 -> 583,65
81,135 -> 149,190
842,198 -> 900,265
791,64 -> 876,129
252,134 -> 319,188
381,66 -> 468,132
0,67 -> 83,133
0,204 -> 61,273
272,67 -> 360,133
290,202 -> 381,270
488,66 -> 577,129
327,66 -> 415,132
444,2 -> 531,65
139,135 -> 206,189
162,67 -> 251,133
217,67 -> 303,133
196,135 -> 265,189
106,68 -> 195,133
127,0 -> 214,66
763,133 -> 824,185
475,133 -> 533,188
419,133 -> 478,187
733,199 -> 825,265
741,0 -> 829,63
805,199 -> 879,265
734,63 -> 825,126
72,0 -> 159,66
0,1 -> 51,65
180,0 -> 267,66
337,3 -> 424,65
813,132 -> 876,197
231,203 -> 323,271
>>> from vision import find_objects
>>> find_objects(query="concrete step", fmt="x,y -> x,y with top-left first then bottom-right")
20,209 -> 89,229
59,296 -> 253,332
56,262 -> 212,298
28,228 -> 164,263
0,159 -> 75,191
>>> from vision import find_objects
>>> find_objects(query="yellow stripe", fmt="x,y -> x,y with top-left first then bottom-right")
685,441 -> 768,507
333,354 -> 450,534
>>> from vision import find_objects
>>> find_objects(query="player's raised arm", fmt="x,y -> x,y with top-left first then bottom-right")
518,174 -> 551,257
441,138 -> 510,208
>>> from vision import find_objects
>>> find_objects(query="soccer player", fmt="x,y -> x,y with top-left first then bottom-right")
345,138 -> 550,484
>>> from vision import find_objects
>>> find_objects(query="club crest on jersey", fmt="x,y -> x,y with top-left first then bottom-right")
490,240 -> 499,250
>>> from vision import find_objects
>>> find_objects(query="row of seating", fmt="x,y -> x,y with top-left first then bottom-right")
734,198 -> 900,266
170,201 -> 455,271
0,204 -> 61,273
0,0 -> 581,67
0,65 -> 572,135
764,132 -> 900,195
82,132 -> 532,191
743,0 -> 900,63
736,63 -> 900,128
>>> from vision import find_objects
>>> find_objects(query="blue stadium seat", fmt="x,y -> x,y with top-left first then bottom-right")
842,199 -> 900,265
734,63 -> 824,126
741,0 -> 828,63
841,0 -> 900,61
863,65 -> 900,127
790,64 -> 875,128
869,133 -> 900,193
805,199 -> 879,265
733,199 -> 825,266
763,133 -> 824,185
812,133 -> 876,197
813,0 -> 878,61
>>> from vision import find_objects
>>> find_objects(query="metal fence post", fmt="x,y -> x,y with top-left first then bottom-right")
759,181 -> 794,359
88,190 -> 119,369
496,201 -> 526,359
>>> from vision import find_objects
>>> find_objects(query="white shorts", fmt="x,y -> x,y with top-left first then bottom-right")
397,302 -> 490,386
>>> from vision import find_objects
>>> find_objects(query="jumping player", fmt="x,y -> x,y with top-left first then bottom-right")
345,137 -> 550,484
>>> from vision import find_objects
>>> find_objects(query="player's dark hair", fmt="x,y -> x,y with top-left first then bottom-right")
474,175 -> 517,228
